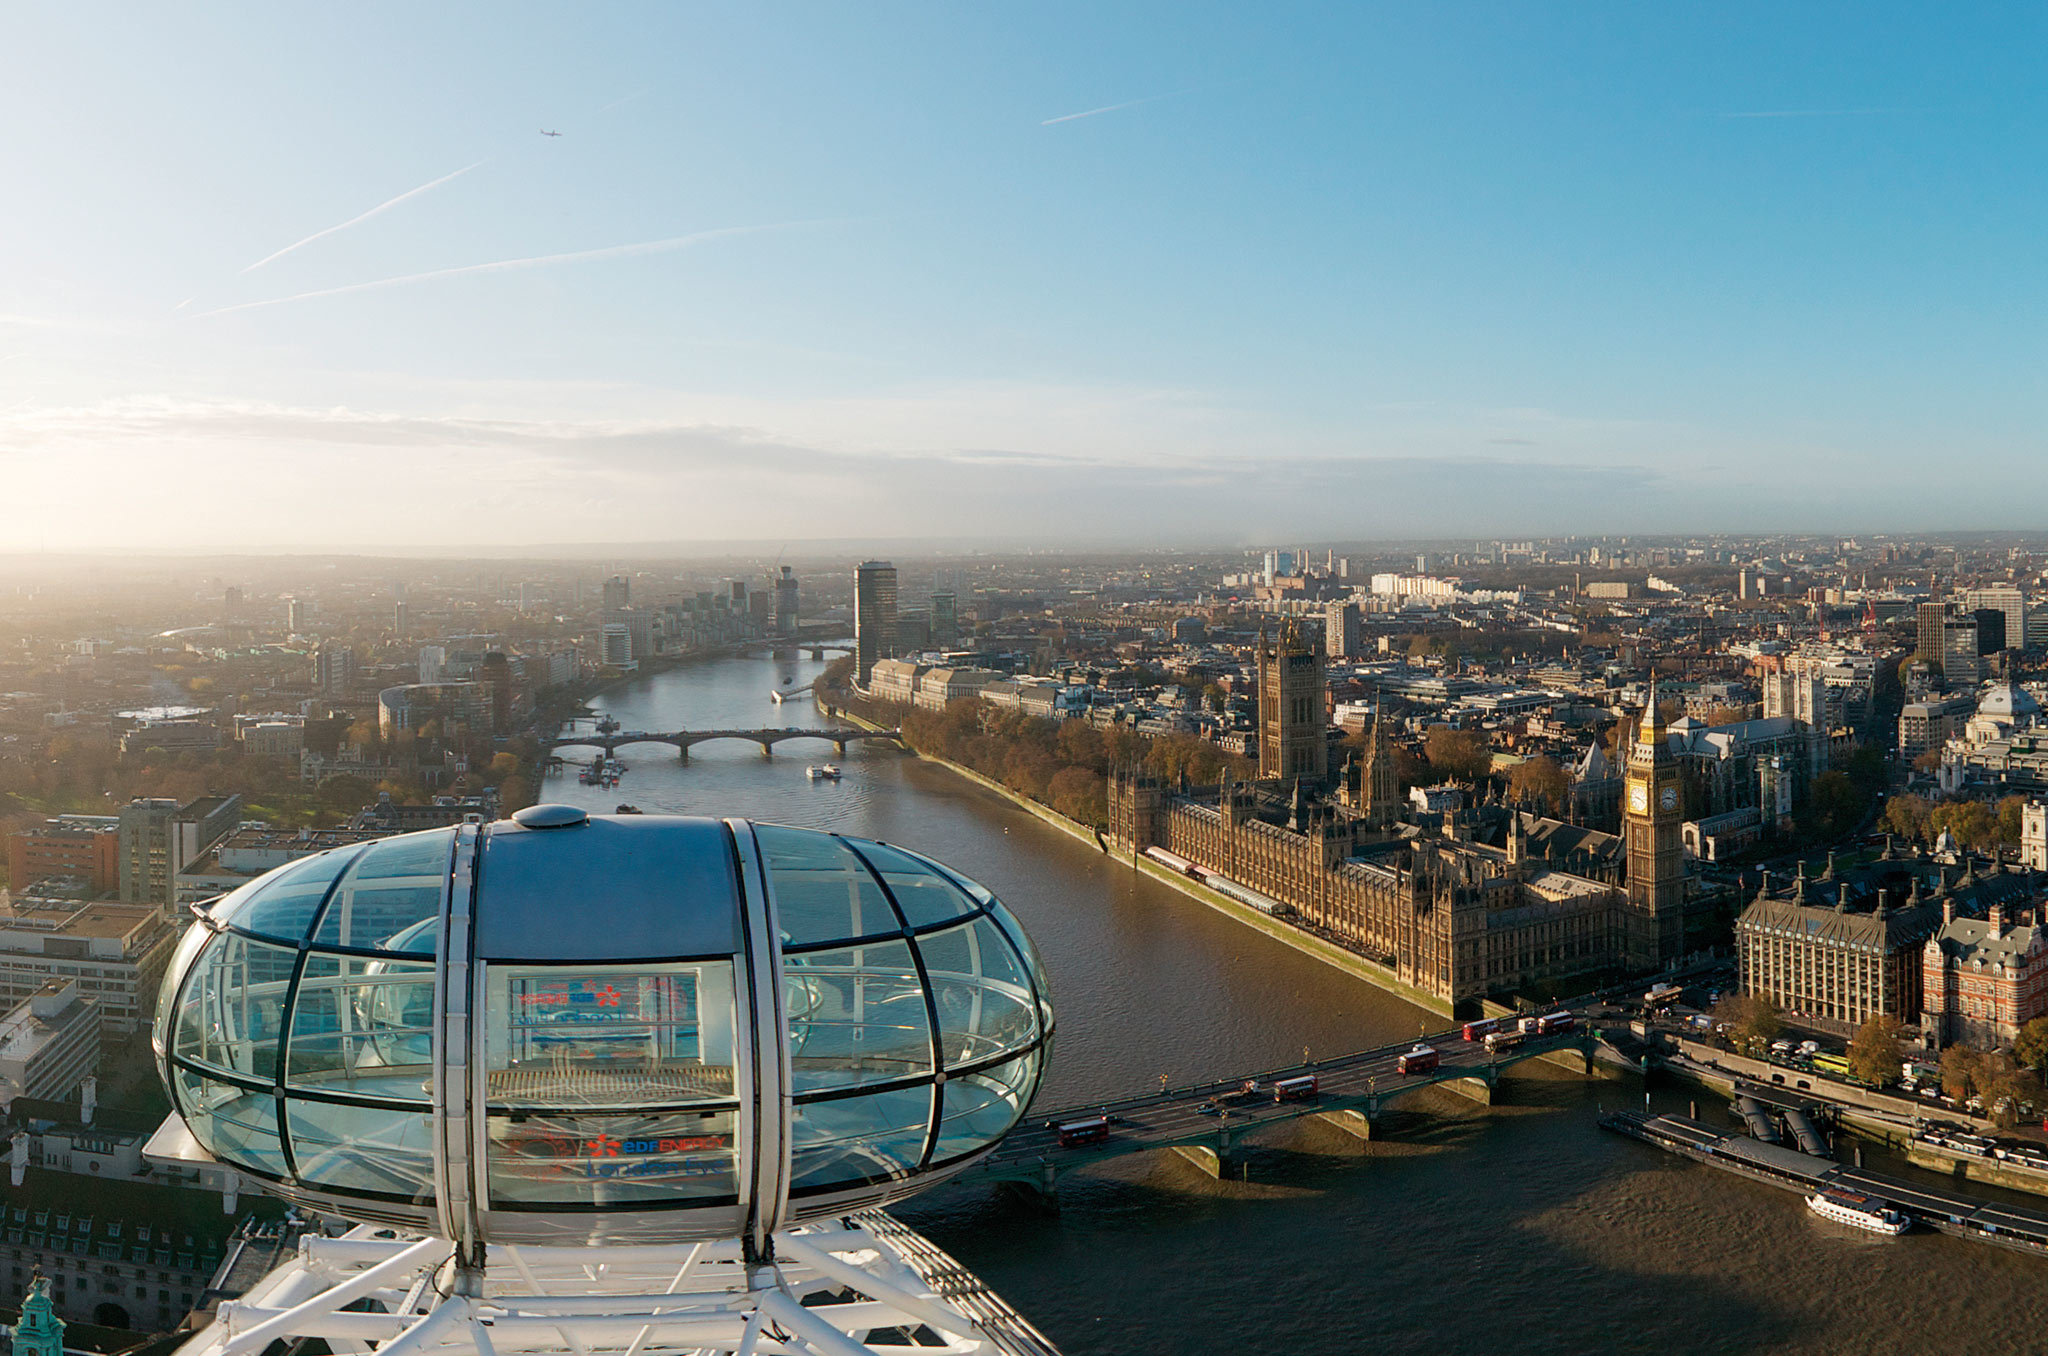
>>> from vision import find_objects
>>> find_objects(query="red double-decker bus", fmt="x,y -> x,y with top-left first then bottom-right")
1055,1115 -> 1111,1147
1462,1018 -> 1501,1042
1396,1045 -> 1440,1075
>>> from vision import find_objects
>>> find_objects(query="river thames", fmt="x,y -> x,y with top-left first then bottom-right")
544,650 -> 2038,1355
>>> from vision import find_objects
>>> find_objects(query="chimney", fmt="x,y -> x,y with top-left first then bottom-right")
1990,900 -> 2006,937
1943,896 -> 1956,926
79,1076 -> 95,1127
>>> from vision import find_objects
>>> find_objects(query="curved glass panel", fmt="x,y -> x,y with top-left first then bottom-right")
757,826 -> 896,946
153,921 -> 214,1056
215,847 -> 365,943
846,841 -> 976,929
483,963 -> 739,1108
285,1099 -> 435,1197
172,1063 -> 285,1175
311,830 -> 452,953
172,934 -> 297,1081
286,955 -> 436,1102
915,917 -> 1038,1068
784,941 -> 934,1093
486,1109 -> 737,1206
932,1050 -> 1039,1163
789,1085 -> 933,1194
982,895 -> 1055,1034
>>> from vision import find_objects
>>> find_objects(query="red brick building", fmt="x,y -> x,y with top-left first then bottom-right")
1922,897 -> 2048,1050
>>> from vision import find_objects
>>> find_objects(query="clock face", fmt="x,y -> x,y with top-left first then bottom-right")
1660,785 -> 1679,812
1629,784 -> 1649,815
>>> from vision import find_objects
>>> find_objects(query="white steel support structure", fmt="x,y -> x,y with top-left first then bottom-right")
188,1217 -> 1058,1356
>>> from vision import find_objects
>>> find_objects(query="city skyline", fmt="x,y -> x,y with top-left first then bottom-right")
9,6 -> 2048,548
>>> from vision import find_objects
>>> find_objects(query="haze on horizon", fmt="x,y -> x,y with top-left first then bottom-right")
5,4 -> 2047,551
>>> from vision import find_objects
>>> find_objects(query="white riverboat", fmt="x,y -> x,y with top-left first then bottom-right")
1806,1188 -> 1910,1235
807,763 -> 843,781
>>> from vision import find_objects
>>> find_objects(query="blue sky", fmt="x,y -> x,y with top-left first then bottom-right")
3,4 -> 2045,550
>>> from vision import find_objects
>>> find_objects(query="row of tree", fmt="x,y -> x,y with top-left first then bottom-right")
1882,792 -> 2033,851
1712,994 -> 2048,1128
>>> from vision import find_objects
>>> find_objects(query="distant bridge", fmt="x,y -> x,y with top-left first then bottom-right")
543,726 -> 902,758
969,1020 -> 1611,1198
770,682 -> 816,704
743,640 -> 854,660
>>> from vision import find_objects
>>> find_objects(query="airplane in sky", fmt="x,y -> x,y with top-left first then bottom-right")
540,129 -> 562,137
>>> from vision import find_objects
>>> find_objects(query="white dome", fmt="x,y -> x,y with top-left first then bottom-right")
1978,683 -> 2041,720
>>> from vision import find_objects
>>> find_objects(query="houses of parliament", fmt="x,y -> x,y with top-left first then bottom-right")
1107,624 -> 1696,1008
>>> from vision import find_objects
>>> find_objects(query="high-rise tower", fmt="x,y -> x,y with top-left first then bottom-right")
1257,622 -> 1328,783
853,560 -> 898,686
1624,683 -> 1687,968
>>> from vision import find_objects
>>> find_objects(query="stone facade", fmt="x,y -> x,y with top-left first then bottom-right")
1109,771 -> 1623,1007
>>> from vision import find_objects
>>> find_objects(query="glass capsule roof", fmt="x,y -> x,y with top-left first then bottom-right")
157,813 -> 1052,1244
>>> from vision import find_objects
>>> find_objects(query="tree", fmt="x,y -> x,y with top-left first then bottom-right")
1996,794 -> 2029,846
1941,1044 -> 1985,1102
1424,726 -> 1493,784
1884,793 -> 1932,843
1847,1014 -> 1904,1087
1506,755 -> 1570,816
2016,1017 -> 2048,1076
1711,993 -> 1783,1055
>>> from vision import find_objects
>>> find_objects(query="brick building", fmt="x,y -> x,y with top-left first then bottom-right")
1922,896 -> 2048,1050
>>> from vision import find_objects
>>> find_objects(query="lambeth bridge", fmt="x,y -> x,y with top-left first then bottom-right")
543,727 -> 904,758
972,1018 -> 1615,1200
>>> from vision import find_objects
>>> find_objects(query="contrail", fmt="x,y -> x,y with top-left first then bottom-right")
197,222 -> 822,318
1716,108 -> 1897,119
1042,92 -> 1180,126
240,161 -> 486,274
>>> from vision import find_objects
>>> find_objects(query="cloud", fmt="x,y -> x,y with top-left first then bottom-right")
196,221 -> 828,318
240,161 -> 486,274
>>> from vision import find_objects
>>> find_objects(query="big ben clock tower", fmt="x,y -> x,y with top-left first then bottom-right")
1624,681 -> 1687,968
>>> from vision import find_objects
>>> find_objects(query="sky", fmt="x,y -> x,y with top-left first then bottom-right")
4,4 -> 2047,552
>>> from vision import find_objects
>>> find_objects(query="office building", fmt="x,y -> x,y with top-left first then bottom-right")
1923,896 -> 2048,1050
393,600 -> 409,637
1943,618 -> 1983,687
0,981 -> 99,1104
6,816 -> 119,896
1963,585 -> 2027,656
1918,601 -> 1947,667
1324,600 -> 1362,660
1257,621 -> 1327,782
602,575 -> 630,611
417,645 -> 448,684
774,566 -> 799,635
313,644 -> 354,697
285,596 -> 305,632
1969,607 -> 2006,656
118,795 -> 241,910
0,901 -> 179,1035
930,590 -> 958,646
853,560 -> 899,686
1738,873 -> 1943,1036
600,623 -> 632,666
1899,695 -> 1977,763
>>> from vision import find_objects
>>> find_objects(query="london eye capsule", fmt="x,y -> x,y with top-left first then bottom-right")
151,807 -> 1052,1247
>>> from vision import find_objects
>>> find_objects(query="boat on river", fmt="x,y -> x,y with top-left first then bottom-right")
807,763 -> 843,781
1806,1188 -> 1910,1235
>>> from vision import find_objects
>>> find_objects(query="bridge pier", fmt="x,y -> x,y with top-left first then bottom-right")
834,740 -> 847,756
1170,1144 -> 1227,1179
996,1169 -> 1061,1215
1442,1073 -> 1495,1106
1315,1108 -> 1377,1142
